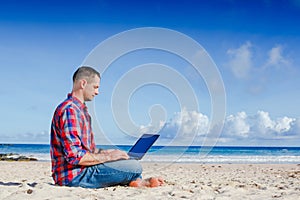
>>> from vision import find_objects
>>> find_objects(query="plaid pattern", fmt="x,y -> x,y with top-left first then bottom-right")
50,94 -> 96,186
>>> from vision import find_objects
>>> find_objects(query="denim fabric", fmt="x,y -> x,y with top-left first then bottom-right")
68,159 -> 142,188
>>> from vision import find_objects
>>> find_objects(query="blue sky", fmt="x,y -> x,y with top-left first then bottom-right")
0,0 -> 300,146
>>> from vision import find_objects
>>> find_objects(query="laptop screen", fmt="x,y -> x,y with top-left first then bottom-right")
128,134 -> 159,159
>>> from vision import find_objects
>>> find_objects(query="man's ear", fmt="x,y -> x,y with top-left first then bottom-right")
80,79 -> 87,89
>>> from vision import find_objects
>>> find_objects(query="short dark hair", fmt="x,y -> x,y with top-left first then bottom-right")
72,66 -> 100,83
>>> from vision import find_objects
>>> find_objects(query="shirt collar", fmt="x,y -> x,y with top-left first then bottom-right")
67,93 -> 87,111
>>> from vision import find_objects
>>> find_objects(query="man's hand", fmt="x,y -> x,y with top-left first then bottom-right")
78,149 -> 129,166
100,149 -> 129,161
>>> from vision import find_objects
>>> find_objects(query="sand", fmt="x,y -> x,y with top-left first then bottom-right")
0,161 -> 300,200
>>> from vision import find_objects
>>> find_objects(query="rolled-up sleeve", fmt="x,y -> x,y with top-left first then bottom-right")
60,107 -> 87,165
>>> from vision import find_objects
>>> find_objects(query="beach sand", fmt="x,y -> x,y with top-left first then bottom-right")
0,162 -> 300,200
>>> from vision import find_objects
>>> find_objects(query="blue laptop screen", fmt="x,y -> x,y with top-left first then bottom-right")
128,134 -> 159,159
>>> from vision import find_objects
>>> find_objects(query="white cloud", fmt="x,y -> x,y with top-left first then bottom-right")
169,108 -> 209,137
287,118 -> 300,135
274,116 -> 295,133
265,45 -> 290,67
223,112 -> 250,138
224,110 -> 297,139
138,107 -> 209,139
226,43 -> 292,82
139,120 -> 165,134
227,41 -> 253,79
250,110 -> 275,136
139,108 -> 299,146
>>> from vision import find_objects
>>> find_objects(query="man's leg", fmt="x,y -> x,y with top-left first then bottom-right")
69,159 -> 142,188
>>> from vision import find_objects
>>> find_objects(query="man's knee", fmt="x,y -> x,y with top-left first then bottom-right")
127,159 -> 143,173
121,159 -> 143,174
103,159 -> 143,174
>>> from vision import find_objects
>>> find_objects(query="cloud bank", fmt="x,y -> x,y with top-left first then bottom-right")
223,111 -> 297,140
3,109 -> 299,146
139,108 -> 300,146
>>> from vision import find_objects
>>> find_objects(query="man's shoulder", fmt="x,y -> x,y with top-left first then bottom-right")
55,98 -> 79,115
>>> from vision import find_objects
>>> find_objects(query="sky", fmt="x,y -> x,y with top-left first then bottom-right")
0,0 -> 300,146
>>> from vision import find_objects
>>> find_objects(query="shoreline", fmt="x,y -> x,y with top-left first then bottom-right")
1,161 -> 300,199
2,144 -> 300,164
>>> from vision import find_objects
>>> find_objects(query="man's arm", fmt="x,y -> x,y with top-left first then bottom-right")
78,149 -> 129,166
59,107 -> 129,166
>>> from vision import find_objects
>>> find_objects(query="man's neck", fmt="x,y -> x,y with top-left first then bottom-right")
71,90 -> 84,104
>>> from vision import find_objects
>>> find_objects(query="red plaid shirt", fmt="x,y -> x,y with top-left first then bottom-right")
50,93 -> 96,186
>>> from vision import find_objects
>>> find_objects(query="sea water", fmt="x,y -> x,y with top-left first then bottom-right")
1,144 -> 300,164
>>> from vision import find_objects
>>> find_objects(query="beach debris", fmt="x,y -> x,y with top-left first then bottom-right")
26,189 -> 33,194
288,171 -> 300,178
288,173 -> 296,178
164,180 -> 175,185
180,195 -> 188,198
213,187 -> 222,194
236,184 -> 246,188
272,192 -> 285,198
168,191 -> 176,196
276,184 -> 288,190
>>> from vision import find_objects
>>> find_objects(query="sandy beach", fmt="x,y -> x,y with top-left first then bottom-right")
0,161 -> 300,200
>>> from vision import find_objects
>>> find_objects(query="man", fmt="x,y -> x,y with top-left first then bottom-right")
50,66 -> 163,188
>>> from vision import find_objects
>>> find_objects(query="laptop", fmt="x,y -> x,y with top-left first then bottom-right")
128,134 -> 160,160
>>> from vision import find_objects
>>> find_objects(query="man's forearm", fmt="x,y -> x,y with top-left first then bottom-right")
78,149 -> 129,166
94,148 -> 103,154
78,152 -> 110,166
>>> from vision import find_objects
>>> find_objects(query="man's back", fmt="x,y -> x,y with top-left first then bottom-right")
50,93 -> 95,186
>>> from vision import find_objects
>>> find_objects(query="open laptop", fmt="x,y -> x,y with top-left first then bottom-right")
128,134 -> 160,160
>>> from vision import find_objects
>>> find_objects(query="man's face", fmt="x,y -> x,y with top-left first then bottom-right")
83,75 -> 100,102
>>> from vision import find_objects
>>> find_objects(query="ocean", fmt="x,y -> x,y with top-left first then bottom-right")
1,144 -> 300,164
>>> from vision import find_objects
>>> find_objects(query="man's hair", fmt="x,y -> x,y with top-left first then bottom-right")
72,66 -> 100,83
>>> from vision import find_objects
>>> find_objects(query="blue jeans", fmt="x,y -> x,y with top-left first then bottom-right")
68,159 -> 142,188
